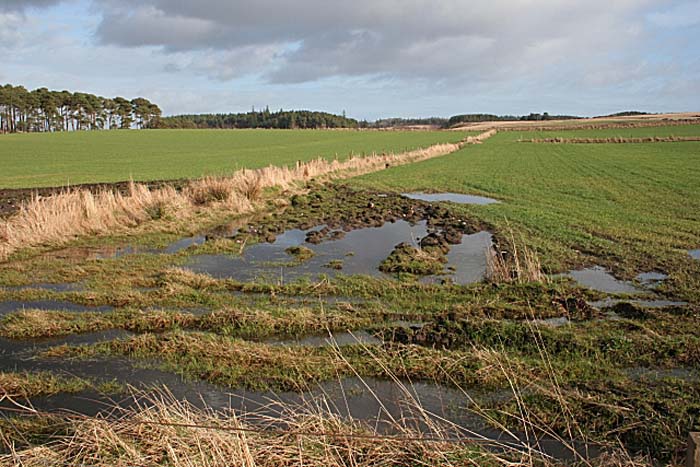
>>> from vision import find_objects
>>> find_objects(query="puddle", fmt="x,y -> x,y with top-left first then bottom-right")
636,272 -> 668,289
94,245 -> 159,259
67,221 -> 242,260
0,330 -> 133,365
265,330 -> 381,347
568,267 -> 641,294
588,298 -> 688,310
442,231 -> 493,284
161,219 -> 248,254
186,220 -> 429,282
690,249 -> 700,260
186,221 -> 491,285
636,272 -> 668,283
0,300 -> 114,317
163,236 -> 206,254
403,192 -> 499,205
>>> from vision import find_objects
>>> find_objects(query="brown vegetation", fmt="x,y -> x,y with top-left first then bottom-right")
486,229 -> 546,284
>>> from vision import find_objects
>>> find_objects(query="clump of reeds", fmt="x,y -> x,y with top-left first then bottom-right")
486,228 -> 546,284
235,170 -> 264,201
186,176 -> 235,205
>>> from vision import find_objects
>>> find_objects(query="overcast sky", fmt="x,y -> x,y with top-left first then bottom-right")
1,0 -> 698,119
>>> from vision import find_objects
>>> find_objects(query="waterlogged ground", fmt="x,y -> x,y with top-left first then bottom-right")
1,127 -> 700,464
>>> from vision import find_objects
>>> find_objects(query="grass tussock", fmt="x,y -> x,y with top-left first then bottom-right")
0,136 -> 477,261
0,371 -> 99,399
487,229 -> 546,284
186,177 -> 236,205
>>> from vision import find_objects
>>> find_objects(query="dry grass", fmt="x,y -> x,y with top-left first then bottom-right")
0,345 -> 657,467
0,136 -> 478,262
464,129 -> 498,144
0,389 -> 492,467
486,229 -> 546,284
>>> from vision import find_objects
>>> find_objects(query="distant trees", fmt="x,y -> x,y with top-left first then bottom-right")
447,113 -> 581,127
0,83 -> 161,133
370,117 -> 449,129
154,109 -> 359,130
598,111 -> 649,118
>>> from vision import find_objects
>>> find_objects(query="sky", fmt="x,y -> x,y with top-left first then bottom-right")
1,0 -> 699,120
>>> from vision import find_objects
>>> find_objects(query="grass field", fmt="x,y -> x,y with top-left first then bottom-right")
352,126 -> 700,298
0,129 -> 466,189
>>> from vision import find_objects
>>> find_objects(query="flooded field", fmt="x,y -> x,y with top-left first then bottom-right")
1,182 -> 698,465
185,220 -> 492,285
0,299 -> 114,316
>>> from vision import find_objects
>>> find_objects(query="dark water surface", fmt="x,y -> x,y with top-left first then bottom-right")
186,221 -> 492,285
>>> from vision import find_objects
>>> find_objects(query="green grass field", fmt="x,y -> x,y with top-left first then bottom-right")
352,126 -> 700,298
0,129 -> 466,189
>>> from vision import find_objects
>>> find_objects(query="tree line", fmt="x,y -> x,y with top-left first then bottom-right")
372,117 -> 448,128
0,84 -> 162,133
447,112 -> 580,127
154,108 -> 359,129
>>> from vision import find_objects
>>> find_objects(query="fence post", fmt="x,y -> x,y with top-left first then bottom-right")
689,432 -> 700,467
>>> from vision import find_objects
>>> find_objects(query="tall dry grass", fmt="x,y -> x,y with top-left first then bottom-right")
0,338 -> 654,467
486,228 -> 546,284
0,135 -> 481,261
0,389 -> 488,467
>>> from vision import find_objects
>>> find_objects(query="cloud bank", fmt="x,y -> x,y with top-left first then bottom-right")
1,0 -> 698,118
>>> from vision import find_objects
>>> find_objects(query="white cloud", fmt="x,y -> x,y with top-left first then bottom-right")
88,0 -> 659,84
2,0 -> 699,119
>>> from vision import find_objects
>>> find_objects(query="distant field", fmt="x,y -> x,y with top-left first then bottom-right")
0,129 -> 466,189
518,123 -> 700,139
352,130 -> 700,299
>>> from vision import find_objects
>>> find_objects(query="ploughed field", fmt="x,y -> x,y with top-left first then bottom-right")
1,125 -> 699,466
0,129 -> 465,189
